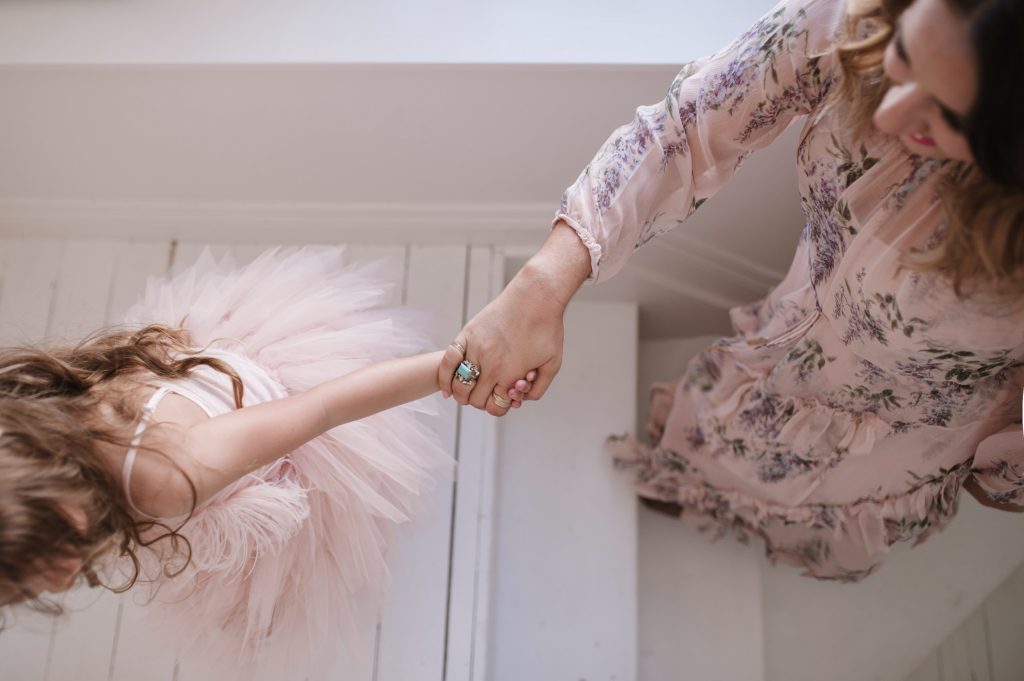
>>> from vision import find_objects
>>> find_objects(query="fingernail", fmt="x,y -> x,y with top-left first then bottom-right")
442,391 -> 450,398
527,371 -> 537,381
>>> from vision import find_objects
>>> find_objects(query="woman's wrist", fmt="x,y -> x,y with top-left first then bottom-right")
514,221 -> 592,312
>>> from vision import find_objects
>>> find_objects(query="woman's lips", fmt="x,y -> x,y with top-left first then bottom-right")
908,132 -> 936,147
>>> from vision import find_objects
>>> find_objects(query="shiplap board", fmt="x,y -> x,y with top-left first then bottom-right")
487,301 -> 639,681
445,245 -> 500,681
0,237 -> 62,345
375,246 -> 466,681
980,562 -> 1024,681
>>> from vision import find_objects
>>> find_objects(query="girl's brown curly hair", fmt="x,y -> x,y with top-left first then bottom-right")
0,325 -> 242,624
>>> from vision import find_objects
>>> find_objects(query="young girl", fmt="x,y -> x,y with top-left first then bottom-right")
0,247 -> 531,678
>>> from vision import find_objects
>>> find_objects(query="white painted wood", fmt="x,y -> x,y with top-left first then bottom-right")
905,653 -> 941,681
763,498 -> 1024,681
106,241 -> 173,322
962,609 -> 993,681
47,238 -> 120,340
445,245 -> 499,681
375,246 -> 465,681
635,337 -> 765,681
45,590 -> 121,681
938,625 -> 975,681
984,563 -> 1024,681
108,593 -> 179,681
0,237 -> 62,344
487,301 -> 638,681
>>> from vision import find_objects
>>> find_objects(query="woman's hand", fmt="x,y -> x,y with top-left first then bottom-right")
438,222 -> 593,416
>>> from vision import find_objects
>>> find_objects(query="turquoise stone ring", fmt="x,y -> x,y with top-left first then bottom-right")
455,360 -> 481,385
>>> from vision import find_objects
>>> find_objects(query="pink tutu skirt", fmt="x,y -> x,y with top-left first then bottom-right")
121,247 -> 450,679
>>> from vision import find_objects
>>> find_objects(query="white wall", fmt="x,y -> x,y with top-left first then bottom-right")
0,0 -> 778,65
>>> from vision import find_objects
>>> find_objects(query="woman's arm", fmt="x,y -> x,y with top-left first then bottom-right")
160,351 -> 444,511
441,0 -> 847,416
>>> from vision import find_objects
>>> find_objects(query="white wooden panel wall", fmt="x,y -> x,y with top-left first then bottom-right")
905,561 -> 1024,681
0,237 -> 501,681
487,301 -> 639,681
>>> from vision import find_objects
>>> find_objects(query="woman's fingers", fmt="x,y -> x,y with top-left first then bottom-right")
485,384 -> 514,416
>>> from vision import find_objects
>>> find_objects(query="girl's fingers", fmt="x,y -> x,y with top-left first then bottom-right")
438,338 -> 469,396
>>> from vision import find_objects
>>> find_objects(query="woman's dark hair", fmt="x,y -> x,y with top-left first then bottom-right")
954,0 -> 1024,192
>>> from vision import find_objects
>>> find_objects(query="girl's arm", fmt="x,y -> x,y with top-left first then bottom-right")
157,351 -> 444,513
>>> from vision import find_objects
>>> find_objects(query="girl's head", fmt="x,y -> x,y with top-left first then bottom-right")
838,0 -> 1024,296
0,326 -> 242,620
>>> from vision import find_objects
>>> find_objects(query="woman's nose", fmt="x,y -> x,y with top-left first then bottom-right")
873,81 -> 928,136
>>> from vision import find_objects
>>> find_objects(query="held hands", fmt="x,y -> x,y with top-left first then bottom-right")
436,221 -> 591,417
436,263 -> 570,417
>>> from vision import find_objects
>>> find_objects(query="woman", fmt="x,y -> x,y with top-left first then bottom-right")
438,0 -> 1023,580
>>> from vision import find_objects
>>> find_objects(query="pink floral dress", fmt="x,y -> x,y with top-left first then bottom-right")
556,0 -> 1024,581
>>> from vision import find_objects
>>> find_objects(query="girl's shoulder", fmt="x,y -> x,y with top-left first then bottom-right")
96,379 -> 211,520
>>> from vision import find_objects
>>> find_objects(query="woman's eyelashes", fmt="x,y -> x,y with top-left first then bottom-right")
939,106 -> 966,133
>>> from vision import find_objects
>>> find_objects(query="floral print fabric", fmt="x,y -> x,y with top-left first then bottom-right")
557,0 -> 1024,580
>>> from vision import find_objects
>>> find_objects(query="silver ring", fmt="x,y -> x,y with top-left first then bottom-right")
454,360 -> 481,385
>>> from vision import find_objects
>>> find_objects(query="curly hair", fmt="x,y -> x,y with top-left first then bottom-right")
0,325 -> 243,624
834,0 -> 1024,298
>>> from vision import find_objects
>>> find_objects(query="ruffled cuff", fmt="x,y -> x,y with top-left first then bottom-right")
971,421 -> 1024,506
552,213 -> 602,284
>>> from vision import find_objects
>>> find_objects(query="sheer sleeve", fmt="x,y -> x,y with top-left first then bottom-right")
556,0 -> 847,282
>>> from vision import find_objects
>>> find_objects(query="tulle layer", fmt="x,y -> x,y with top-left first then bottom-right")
122,247 -> 451,679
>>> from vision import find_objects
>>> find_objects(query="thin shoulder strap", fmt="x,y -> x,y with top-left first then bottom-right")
122,386 -> 173,517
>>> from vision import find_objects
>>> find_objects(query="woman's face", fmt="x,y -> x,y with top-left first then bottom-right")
874,0 -> 977,162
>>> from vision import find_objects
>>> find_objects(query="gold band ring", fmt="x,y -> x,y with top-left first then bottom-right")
491,391 -> 512,409
450,340 -> 466,357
